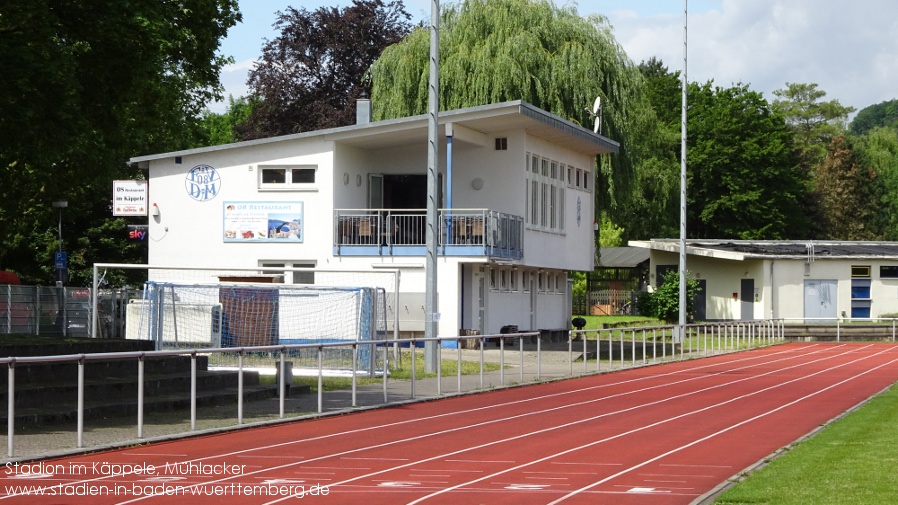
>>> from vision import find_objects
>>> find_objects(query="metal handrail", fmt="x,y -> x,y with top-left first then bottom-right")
3,320 -> 784,460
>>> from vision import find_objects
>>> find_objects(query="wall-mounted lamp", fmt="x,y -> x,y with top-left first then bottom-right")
151,203 -> 160,217
356,174 -> 362,187
343,173 -> 350,185
593,219 -> 599,232
471,178 -> 484,190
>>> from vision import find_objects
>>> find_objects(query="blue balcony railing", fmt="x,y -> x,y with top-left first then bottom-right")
334,209 -> 523,259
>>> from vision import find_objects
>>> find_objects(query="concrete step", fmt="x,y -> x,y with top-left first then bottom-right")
0,355 -> 211,386
4,383 -> 282,427
1,369 -> 262,409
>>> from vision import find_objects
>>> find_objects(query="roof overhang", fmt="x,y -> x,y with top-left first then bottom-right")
629,239 -> 898,262
130,100 -> 619,166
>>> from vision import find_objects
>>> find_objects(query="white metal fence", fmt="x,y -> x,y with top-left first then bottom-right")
1,320 -> 785,461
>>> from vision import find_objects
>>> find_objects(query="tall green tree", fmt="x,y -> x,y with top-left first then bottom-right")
614,58 -> 681,239
814,135 -> 880,240
0,0 -> 240,285
687,82 -> 812,239
772,83 -> 855,172
368,0 -> 654,212
855,127 -> 898,239
198,96 -> 257,147
238,0 -> 413,140
851,99 -> 898,136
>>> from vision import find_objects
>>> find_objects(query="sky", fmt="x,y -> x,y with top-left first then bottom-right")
211,0 -> 898,117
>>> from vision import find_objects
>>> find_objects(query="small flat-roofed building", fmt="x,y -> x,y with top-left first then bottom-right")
630,239 -> 898,321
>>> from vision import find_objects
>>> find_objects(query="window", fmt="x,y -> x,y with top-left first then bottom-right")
509,269 -> 518,291
259,165 -> 317,189
526,154 -> 567,233
260,261 -> 316,284
851,265 -> 871,318
851,265 -> 871,277
881,265 -> 898,278
500,269 -> 508,290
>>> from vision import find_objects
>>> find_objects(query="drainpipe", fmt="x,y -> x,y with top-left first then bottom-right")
446,123 -> 454,243
769,260 -> 775,319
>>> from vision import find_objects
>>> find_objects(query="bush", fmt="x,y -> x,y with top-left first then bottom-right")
642,271 -> 700,323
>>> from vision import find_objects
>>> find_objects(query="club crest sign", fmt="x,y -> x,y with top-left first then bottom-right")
186,164 -> 220,201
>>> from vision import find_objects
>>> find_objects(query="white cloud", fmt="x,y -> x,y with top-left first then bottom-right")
606,0 -> 898,112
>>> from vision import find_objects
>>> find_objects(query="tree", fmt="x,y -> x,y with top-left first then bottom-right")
0,0 -> 241,284
687,82 -> 812,239
237,0 -> 413,140
368,0 -> 655,213
198,96 -> 258,147
854,127 -> 898,239
614,58 -> 681,240
851,99 -> 898,136
814,135 -> 880,240
772,83 -> 855,172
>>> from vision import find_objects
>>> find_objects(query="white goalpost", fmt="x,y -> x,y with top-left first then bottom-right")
92,264 -> 400,374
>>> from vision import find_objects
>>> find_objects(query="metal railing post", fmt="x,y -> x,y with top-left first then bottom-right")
279,350 -> 286,418
77,357 -> 84,448
479,337 -> 484,389
237,350 -> 244,424
457,339 -> 462,393
137,355 -> 145,439
352,344 -> 358,407
499,336 -> 505,386
411,339 -> 416,399
536,333 -> 542,380
382,342 -> 389,403
191,352 -> 197,430
7,362 -> 14,458
317,346 -> 323,413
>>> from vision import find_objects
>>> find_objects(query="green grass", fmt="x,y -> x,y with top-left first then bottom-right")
573,315 -> 660,329
714,384 -> 898,504
264,349 -> 503,392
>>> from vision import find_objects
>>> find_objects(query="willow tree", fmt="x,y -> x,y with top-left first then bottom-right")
368,0 -> 653,212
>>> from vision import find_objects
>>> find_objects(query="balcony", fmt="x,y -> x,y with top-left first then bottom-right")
334,209 -> 523,259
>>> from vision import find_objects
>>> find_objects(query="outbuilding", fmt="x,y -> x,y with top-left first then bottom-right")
630,239 -> 898,322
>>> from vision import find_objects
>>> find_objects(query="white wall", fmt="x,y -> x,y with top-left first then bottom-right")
148,138 -> 336,269
648,250 -> 898,321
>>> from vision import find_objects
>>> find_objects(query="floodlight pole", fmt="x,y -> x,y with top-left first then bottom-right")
679,0 -> 688,331
424,0 -> 441,373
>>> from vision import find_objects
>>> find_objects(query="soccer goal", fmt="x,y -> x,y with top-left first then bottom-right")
97,264 -> 398,375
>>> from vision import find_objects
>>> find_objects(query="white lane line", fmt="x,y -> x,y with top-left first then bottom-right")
547,355 -> 898,504
98,345 -> 879,504
400,347 -> 897,505
0,344 -> 852,502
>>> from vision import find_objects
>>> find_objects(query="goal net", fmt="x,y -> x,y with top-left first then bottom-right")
103,264 -> 398,375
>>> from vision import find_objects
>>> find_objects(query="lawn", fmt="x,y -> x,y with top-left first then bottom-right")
714,384 -> 898,504
269,348 -> 503,392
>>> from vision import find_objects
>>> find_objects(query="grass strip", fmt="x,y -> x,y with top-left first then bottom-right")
714,384 -> 898,504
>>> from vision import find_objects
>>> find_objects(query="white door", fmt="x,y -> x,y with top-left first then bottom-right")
804,280 -> 837,322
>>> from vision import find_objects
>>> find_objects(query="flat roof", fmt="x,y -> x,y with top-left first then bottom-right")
130,101 -> 619,165
629,239 -> 898,261
598,247 -> 650,268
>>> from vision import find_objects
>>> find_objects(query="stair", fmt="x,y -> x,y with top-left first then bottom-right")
0,337 -> 281,427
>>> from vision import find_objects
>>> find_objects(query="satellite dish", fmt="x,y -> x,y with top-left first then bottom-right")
590,96 -> 603,134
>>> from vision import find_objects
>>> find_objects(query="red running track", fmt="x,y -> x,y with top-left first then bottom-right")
3,343 -> 898,504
